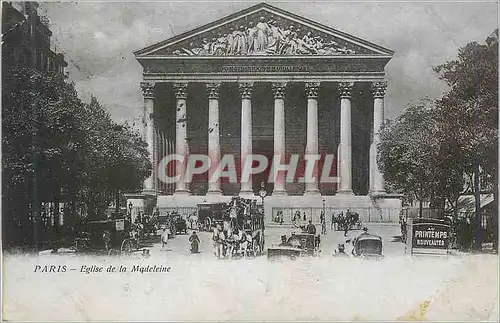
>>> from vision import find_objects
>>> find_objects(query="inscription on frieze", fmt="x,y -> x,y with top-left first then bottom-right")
142,58 -> 387,75
221,65 -> 310,73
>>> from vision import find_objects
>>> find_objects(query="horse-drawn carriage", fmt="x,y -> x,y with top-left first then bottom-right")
157,212 -> 188,238
267,228 -> 321,260
197,202 -> 227,231
267,232 -> 320,260
71,218 -> 147,255
333,210 -> 363,231
210,198 -> 266,258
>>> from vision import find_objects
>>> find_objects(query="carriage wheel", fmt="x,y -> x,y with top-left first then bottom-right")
120,239 -> 133,255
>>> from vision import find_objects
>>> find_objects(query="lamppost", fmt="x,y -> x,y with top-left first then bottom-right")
258,181 -> 268,217
322,198 -> 326,217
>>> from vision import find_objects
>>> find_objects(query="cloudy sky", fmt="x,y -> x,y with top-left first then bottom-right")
39,1 -> 498,125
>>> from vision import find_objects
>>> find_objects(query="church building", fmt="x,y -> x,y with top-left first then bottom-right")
130,2 -> 402,223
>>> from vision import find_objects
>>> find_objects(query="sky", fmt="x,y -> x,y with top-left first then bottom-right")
38,0 -> 498,125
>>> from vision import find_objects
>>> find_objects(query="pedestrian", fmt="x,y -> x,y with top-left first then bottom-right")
306,220 -> 316,235
331,212 -> 335,230
189,231 -> 200,253
161,228 -> 169,250
303,212 -> 307,221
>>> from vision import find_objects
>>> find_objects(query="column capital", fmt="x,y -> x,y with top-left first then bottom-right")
305,82 -> 320,99
371,81 -> 387,98
338,82 -> 354,99
173,82 -> 188,99
206,82 -> 221,99
140,81 -> 155,99
271,82 -> 287,99
238,82 -> 253,99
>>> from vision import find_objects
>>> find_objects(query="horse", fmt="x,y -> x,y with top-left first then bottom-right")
346,212 -> 360,229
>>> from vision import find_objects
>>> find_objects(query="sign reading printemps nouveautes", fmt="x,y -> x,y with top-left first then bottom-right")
407,218 -> 451,254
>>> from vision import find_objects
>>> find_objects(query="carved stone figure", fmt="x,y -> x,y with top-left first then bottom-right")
170,16 -> 355,56
254,16 -> 270,52
226,28 -> 235,55
266,20 -> 283,54
234,25 -> 247,55
246,22 -> 257,53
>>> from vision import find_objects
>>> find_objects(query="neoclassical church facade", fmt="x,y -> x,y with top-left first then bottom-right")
129,2 -> 402,223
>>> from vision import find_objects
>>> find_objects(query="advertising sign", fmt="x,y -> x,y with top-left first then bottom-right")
115,219 -> 125,231
407,218 -> 451,255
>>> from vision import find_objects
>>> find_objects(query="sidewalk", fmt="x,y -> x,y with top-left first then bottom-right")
425,254 -> 499,321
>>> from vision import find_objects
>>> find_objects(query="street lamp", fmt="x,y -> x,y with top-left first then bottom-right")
258,181 -> 268,215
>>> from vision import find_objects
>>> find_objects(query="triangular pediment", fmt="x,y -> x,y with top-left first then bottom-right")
135,3 -> 393,58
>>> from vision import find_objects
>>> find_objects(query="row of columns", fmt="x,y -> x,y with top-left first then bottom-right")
140,80 -> 387,197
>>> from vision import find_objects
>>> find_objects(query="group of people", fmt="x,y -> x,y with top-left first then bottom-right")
331,210 -> 360,236
212,225 -> 254,258
273,211 -> 284,224
227,197 -> 260,231
174,16 -> 355,56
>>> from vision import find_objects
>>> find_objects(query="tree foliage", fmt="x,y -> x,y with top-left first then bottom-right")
378,99 -> 441,212
378,31 -> 498,224
2,67 -> 151,245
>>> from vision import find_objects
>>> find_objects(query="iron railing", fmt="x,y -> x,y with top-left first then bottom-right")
271,206 -> 400,224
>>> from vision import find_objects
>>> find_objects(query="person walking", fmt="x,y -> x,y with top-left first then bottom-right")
331,212 -> 336,231
320,211 -> 327,235
161,228 -> 169,250
189,231 -> 200,253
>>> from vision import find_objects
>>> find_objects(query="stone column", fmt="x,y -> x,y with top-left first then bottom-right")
141,81 -> 156,195
239,82 -> 254,196
304,82 -> 321,196
272,82 -> 287,196
173,82 -> 191,195
337,82 -> 354,195
206,82 -> 222,195
370,81 -> 387,195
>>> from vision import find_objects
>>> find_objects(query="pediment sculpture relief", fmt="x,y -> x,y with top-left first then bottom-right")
170,16 -> 357,56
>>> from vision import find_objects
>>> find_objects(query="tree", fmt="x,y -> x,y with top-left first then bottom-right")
2,66 -> 151,248
378,99 -> 440,217
434,30 -> 498,250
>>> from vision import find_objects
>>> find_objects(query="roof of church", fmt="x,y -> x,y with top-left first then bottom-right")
134,2 -> 393,58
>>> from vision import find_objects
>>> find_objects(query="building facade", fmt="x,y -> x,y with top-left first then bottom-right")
2,1 -> 67,74
132,3 -> 402,223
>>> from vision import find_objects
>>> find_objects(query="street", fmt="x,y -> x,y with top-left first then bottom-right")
3,224 -> 498,321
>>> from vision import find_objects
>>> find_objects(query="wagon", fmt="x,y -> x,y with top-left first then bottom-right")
267,232 -> 320,260
172,214 -> 188,234
71,218 -> 146,255
197,202 -> 228,231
